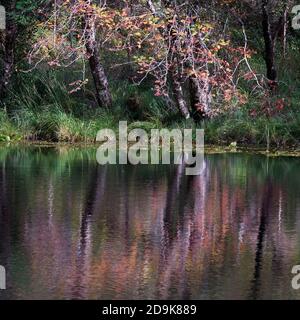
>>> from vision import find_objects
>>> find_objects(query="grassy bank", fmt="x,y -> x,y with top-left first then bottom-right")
1,106 -> 300,150
0,58 -> 300,150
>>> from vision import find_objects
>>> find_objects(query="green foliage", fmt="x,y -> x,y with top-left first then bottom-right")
1,1 -> 300,148
203,110 -> 300,148
0,65 -> 299,148
14,0 -> 45,26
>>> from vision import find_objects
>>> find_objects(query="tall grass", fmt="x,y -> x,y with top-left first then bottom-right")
203,113 -> 300,148
1,70 -> 169,142
0,62 -> 299,149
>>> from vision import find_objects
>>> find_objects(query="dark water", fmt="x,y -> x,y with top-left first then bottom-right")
0,146 -> 300,300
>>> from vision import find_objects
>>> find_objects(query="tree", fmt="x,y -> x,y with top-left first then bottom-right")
113,1 -> 244,120
261,0 -> 278,86
83,0 -> 112,108
237,0 -> 295,88
146,0 -> 191,119
261,0 -> 295,87
0,0 -> 17,100
26,0 -> 112,108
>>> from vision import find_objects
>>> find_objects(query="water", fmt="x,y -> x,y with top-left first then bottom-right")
0,145 -> 300,300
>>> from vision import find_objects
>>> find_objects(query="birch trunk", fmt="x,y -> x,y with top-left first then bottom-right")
189,76 -> 211,120
172,72 -> 190,119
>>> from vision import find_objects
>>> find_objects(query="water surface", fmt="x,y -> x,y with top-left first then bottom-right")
0,146 -> 300,299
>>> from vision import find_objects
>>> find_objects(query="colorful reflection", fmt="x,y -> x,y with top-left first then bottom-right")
0,146 -> 300,299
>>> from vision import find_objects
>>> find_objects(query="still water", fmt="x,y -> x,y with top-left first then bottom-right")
0,146 -> 300,300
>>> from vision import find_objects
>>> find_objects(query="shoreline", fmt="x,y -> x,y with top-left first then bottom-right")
1,140 -> 300,158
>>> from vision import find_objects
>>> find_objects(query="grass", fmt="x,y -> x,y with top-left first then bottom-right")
203,113 -> 300,148
0,70 -> 170,143
1,104 -> 299,150
0,54 -> 299,150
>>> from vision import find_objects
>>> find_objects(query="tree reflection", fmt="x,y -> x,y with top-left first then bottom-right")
0,148 -> 300,299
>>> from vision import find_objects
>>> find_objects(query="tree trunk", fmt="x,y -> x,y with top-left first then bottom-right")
171,69 -> 190,119
261,0 -> 277,86
85,41 -> 112,108
147,0 -> 190,119
0,0 -> 17,101
189,76 -> 211,121
282,7 -> 288,57
84,2 -> 112,109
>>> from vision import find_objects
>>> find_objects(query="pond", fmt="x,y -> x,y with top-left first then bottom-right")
0,145 -> 300,299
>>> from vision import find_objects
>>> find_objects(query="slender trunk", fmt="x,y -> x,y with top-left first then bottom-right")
147,0 -> 190,119
189,76 -> 211,121
85,41 -> 112,108
0,1 -> 17,101
172,69 -> 190,119
282,7 -> 288,57
261,0 -> 277,86
162,92 -> 179,114
147,0 -> 157,13
282,1 -> 293,57
83,2 -> 112,108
